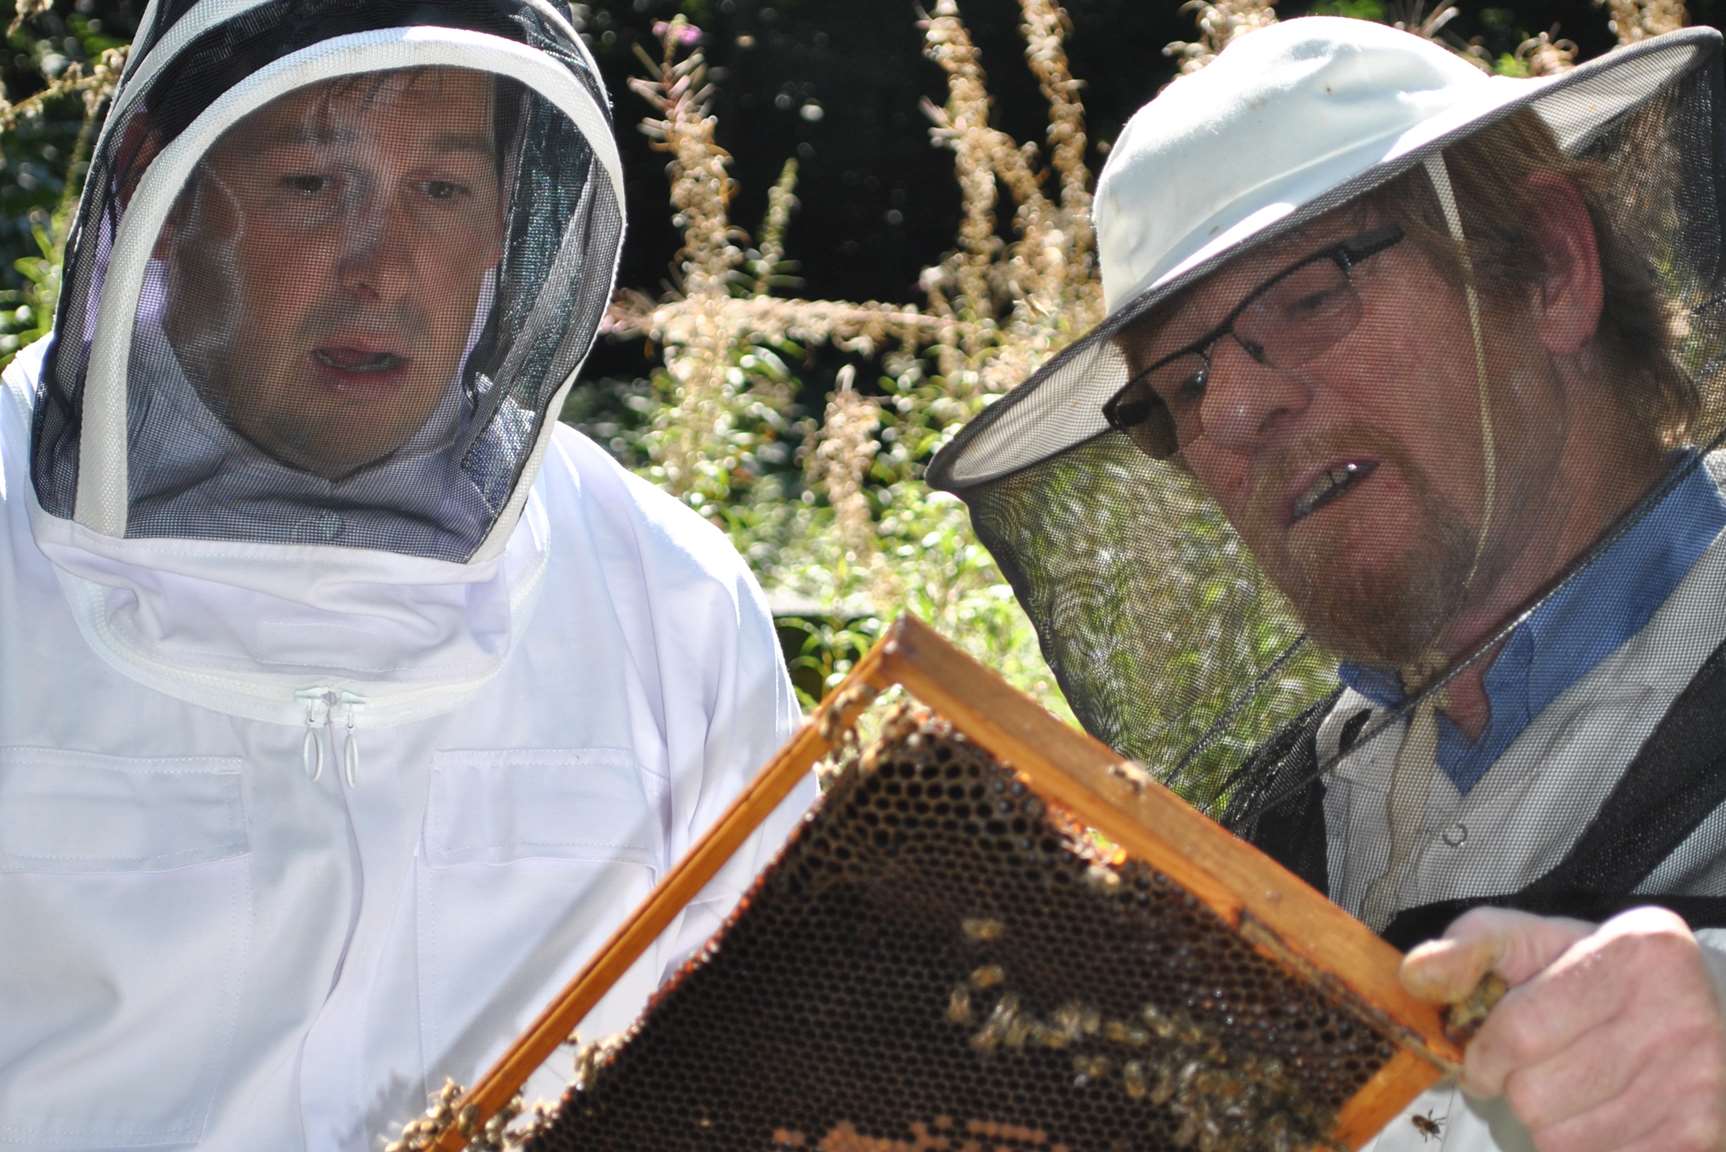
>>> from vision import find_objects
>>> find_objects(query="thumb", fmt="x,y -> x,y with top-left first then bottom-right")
1400,906 -> 1594,1003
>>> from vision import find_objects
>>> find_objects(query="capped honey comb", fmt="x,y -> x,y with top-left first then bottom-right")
433,617 -> 1459,1152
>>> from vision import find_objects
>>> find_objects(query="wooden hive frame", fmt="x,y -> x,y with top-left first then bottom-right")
429,615 -> 1462,1152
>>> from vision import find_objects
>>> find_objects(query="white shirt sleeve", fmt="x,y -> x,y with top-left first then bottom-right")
654,566 -> 815,983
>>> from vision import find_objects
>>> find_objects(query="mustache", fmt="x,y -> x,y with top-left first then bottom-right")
1241,422 -> 1422,538
1232,421 -> 1487,667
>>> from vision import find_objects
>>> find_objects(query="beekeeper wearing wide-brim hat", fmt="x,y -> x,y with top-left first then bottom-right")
931,17 -> 1726,1151
0,0 -> 812,1145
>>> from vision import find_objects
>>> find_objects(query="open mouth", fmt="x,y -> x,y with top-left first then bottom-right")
313,347 -> 407,375
1290,459 -> 1378,523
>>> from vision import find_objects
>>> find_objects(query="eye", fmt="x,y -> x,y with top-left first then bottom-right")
280,173 -> 331,195
1171,366 -> 1207,405
1154,360 -> 1207,412
1260,262 -> 1351,324
423,179 -> 472,202
1282,284 -> 1349,319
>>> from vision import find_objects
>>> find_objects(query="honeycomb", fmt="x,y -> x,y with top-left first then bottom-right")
521,707 -> 1397,1152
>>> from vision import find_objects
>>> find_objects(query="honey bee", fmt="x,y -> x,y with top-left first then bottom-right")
1103,1019 -> 1150,1047
1083,862 -> 1122,893
1049,1000 -> 1087,1043
1410,1109 -> 1445,1142
961,917 -> 1006,943
1150,1065 -> 1177,1106
1259,1113 -> 1294,1152
1070,1053 -> 1111,1082
969,963 -> 1006,990
1028,1020 -> 1067,1050
1140,1003 -> 1179,1039
1078,1004 -> 1102,1036
572,1035 -> 623,1091
970,992 -> 1021,1052
946,984 -> 973,1024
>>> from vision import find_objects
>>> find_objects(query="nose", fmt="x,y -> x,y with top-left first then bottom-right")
1196,334 -> 1312,452
335,195 -> 416,303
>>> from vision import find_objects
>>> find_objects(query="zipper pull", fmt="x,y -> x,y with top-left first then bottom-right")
338,690 -> 366,788
295,688 -> 331,783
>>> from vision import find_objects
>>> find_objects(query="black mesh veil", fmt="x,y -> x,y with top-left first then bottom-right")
928,23 -> 1726,942
30,0 -> 621,562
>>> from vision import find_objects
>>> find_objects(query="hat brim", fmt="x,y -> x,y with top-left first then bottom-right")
927,27 -> 1722,495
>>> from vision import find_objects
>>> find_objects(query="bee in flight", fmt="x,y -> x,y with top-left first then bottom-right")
1410,1108 -> 1446,1142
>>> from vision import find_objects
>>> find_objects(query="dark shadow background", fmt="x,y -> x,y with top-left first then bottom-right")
7,0 -> 1717,319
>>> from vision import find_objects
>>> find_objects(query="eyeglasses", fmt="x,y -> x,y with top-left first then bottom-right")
1102,225 -> 1406,460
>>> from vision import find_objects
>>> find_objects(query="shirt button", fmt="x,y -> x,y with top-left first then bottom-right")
1441,822 -> 1469,848
295,511 -> 344,543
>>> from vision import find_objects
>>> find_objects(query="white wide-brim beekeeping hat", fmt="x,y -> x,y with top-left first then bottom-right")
927,16 -> 1721,494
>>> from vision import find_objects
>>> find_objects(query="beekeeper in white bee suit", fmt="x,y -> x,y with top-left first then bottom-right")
0,0 -> 813,1147
930,17 -> 1726,1152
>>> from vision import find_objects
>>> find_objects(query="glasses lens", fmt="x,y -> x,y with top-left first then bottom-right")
1238,259 -> 1362,369
1107,374 -> 1181,460
1144,352 -> 1209,454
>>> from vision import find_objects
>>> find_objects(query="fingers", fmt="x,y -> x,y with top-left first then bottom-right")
1444,906 -> 1596,987
1402,930 -> 1504,1004
1507,1085 -> 1652,1152
1400,906 -> 1594,1005
1427,907 -> 1726,1152
1607,1114 -> 1726,1152
1462,934 -> 1627,1098
1507,1054 -> 1726,1152
1487,1015 -> 1650,1134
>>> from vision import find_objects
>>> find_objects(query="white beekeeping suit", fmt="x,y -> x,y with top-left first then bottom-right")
0,0 -> 812,1147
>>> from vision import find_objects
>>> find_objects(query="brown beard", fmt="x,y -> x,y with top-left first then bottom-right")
1240,426 -> 1481,668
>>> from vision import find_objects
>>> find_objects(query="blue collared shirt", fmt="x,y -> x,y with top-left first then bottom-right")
1337,453 -> 1726,794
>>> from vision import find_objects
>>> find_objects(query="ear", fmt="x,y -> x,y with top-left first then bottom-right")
110,114 -> 181,259
114,111 -> 164,210
152,180 -> 200,261
152,207 -> 178,260
1522,171 -> 1603,358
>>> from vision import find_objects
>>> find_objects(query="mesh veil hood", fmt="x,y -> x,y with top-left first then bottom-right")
29,0 -> 624,564
928,22 -> 1726,933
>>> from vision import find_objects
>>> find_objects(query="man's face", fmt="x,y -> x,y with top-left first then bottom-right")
1120,212 -> 1565,667
159,68 -> 505,481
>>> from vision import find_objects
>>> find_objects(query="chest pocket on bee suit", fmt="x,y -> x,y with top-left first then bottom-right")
0,750 -> 251,1148
417,749 -> 664,1105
